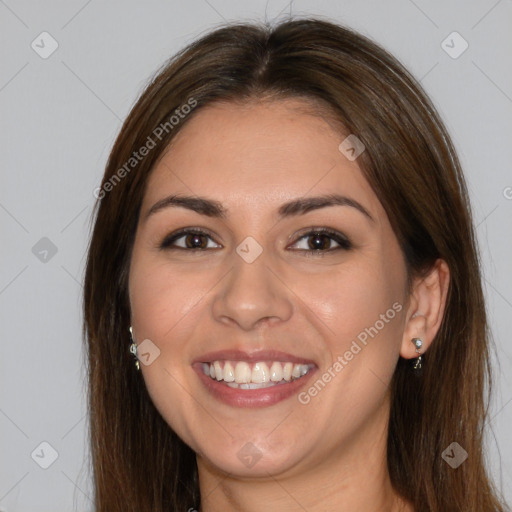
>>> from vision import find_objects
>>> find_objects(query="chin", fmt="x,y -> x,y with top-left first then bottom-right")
196,440 -> 304,479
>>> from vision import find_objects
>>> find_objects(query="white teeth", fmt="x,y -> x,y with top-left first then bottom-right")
283,362 -> 293,381
234,361 -> 252,384
203,360 -> 312,386
291,364 -> 301,379
223,361 -> 235,382
228,381 -> 278,389
270,362 -> 283,382
214,361 -> 223,381
251,362 -> 270,383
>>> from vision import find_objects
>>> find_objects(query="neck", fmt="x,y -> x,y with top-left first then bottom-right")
196,398 -> 413,512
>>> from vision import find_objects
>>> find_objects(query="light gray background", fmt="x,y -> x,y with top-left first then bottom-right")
1,1 -> 511,511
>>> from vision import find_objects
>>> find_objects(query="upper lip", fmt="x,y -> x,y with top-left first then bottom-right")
193,349 -> 316,366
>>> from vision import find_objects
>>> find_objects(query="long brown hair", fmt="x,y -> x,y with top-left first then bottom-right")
83,17 -> 507,511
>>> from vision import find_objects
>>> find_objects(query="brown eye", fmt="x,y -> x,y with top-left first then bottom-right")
159,229 -> 222,250
184,233 -> 208,249
307,233 -> 333,250
289,228 -> 352,253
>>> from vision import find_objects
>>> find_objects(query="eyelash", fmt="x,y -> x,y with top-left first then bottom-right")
159,227 -> 352,254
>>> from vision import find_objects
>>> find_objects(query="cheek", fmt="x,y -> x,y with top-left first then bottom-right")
129,252 -> 219,344
289,248 -> 406,419
128,254 -> 217,447
292,256 -> 404,353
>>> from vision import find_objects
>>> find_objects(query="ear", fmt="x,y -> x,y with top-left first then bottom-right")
400,258 -> 450,359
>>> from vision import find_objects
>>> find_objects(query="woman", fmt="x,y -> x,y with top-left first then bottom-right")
83,17 -> 508,511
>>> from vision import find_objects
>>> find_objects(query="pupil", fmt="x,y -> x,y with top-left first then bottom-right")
309,234 -> 329,250
187,234 -> 205,248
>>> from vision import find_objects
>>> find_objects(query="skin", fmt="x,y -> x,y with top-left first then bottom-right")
128,98 -> 450,512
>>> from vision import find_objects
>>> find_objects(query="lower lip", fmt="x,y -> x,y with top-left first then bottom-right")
193,364 -> 317,408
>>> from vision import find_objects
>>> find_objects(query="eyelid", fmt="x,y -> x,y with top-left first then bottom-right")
159,227 -> 222,250
287,227 -> 352,251
159,226 -> 352,252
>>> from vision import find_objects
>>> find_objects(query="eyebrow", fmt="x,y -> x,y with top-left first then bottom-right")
144,193 -> 374,223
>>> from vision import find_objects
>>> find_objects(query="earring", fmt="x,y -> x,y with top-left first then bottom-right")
129,326 -> 140,371
411,337 -> 423,372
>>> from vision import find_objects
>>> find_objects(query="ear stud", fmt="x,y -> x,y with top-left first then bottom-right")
129,326 -> 140,371
411,337 -> 423,372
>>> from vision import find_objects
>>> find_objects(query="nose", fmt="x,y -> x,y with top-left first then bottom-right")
211,252 -> 293,331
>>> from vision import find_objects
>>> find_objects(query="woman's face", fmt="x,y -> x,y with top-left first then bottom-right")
128,98 -> 409,477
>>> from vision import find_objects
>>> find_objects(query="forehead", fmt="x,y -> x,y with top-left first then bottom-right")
142,99 -> 382,220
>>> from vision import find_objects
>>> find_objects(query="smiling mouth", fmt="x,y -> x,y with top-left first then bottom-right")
201,360 -> 315,389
